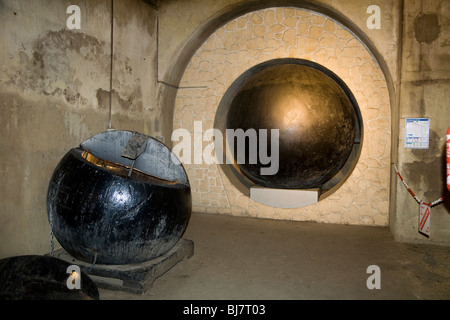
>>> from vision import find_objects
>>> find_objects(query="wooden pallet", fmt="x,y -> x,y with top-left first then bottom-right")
51,238 -> 194,295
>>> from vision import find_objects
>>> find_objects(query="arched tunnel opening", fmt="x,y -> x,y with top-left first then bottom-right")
215,58 -> 363,207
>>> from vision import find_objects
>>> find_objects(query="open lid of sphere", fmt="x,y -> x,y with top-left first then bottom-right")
80,130 -> 189,185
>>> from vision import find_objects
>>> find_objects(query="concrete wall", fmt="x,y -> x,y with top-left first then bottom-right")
0,0 -> 449,260
392,0 -> 450,244
0,0 -> 158,257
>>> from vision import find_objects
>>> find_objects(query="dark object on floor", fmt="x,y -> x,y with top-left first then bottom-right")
0,255 -> 99,300
47,130 -> 192,265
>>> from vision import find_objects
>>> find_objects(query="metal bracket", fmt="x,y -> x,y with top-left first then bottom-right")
121,132 -> 149,176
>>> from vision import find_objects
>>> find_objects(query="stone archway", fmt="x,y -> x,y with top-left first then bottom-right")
170,6 -> 392,226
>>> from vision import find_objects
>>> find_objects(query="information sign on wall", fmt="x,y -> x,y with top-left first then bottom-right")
404,118 -> 430,149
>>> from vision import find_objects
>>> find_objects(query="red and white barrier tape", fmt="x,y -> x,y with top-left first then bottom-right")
393,164 -> 445,207
447,125 -> 450,192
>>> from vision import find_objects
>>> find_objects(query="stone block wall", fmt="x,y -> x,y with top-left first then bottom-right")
173,7 -> 391,226
392,0 -> 450,244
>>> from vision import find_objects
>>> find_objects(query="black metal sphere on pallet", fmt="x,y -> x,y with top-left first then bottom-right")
47,130 -> 192,265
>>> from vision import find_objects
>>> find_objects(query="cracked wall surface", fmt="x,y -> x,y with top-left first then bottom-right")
0,0 -> 158,257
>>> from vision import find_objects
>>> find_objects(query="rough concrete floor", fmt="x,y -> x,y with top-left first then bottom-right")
99,212 -> 450,300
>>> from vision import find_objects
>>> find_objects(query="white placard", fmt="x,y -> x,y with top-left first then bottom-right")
405,118 -> 430,149
250,186 -> 318,209
419,203 -> 431,237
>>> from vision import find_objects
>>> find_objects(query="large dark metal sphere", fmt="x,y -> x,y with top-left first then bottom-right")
47,131 -> 191,265
226,63 -> 357,189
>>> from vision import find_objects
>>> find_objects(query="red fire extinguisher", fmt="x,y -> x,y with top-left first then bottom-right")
447,125 -> 450,191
